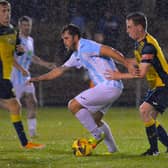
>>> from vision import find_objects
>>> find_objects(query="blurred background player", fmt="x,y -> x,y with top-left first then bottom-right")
11,15 -> 56,138
105,12 -> 168,156
0,0 -> 44,149
97,9 -> 120,48
28,24 -> 136,153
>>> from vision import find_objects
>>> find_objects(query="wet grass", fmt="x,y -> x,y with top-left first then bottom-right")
0,107 -> 168,168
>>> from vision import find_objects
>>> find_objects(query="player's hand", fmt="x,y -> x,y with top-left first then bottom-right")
26,77 -> 38,85
127,59 -> 139,76
16,44 -> 25,53
104,70 -> 122,80
21,69 -> 29,76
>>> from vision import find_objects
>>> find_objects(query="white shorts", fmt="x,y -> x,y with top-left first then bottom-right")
13,82 -> 35,99
75,82 -> 122,114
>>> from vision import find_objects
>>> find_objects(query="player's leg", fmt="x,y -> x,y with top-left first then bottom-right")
151,110 -> 168,152
1,98 -> 45,149
142,87 -> 168,155
22,92 -> 37,138
0,98 -> 28,146
21,83 -> 37,138
92,111 -> 118,153
91,86 -> 122,152
68,83 -> 122,149
0,80 -> 29,146
92,86 -> 121,152
139,102 -> 159,155
0,80 -> 44,149
68,99 -> 103,141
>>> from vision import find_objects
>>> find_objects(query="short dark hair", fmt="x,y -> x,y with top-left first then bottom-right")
0,0 -> 10,7
126,12 -> 147,30
61,24 -> 81,38
18,16 -> 32,24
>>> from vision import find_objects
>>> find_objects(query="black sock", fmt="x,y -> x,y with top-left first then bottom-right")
157,124 -> 168,148
146,124 -> 158,152
13,121 -> 28,146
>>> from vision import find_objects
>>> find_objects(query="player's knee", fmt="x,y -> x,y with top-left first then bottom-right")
15,102 -> 21,113
68,99 -> 77,114
27,112 -> 36,119
68,99 -> 82,115
24,94 -> 37,106
139,105 -> 149,120
9,99 -> 21,114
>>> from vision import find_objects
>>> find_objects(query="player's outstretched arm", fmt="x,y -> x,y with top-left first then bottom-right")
105,70 -> 136,80
32,56 -> 56,69
28,66 -> 69,83
105,62 -> 149,80
100,45 -> 136,74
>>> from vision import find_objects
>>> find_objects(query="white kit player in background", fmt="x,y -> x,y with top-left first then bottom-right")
11,16 -> 56,138
27,24 -> 136,152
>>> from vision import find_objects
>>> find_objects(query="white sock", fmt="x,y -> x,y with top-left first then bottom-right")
28,118 -> 37,137
99,121 -> 118,152
75,108 -> 102,139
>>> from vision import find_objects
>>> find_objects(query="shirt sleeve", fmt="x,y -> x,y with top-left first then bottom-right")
141,43 -> 156,64
63,52 -> 82,69
83,40 -> 101,57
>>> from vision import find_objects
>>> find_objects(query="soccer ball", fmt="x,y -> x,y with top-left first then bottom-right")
72,138 -> 92,157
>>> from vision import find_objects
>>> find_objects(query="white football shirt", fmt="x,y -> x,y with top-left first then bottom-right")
64,38 -> 123,89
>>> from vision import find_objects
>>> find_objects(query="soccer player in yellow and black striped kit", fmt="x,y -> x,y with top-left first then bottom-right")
105,12 -> 168,156
0,0 -> 44,149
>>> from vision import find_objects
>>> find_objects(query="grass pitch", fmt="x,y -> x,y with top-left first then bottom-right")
0,107 -> 168,168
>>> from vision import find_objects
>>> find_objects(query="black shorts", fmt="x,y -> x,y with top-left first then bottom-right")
0,79 -> 15,99
144,86 -> 168,113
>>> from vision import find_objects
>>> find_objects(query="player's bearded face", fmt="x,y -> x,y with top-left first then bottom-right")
62,32 -> 77,51
70,37 -> 77,51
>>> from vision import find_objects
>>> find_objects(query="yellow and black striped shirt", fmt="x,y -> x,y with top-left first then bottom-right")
134,33 -> 168,89
0,24 -> 17,80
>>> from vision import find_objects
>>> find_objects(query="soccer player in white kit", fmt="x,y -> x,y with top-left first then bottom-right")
11,16 -> 55,138
28,24 -> 136,152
